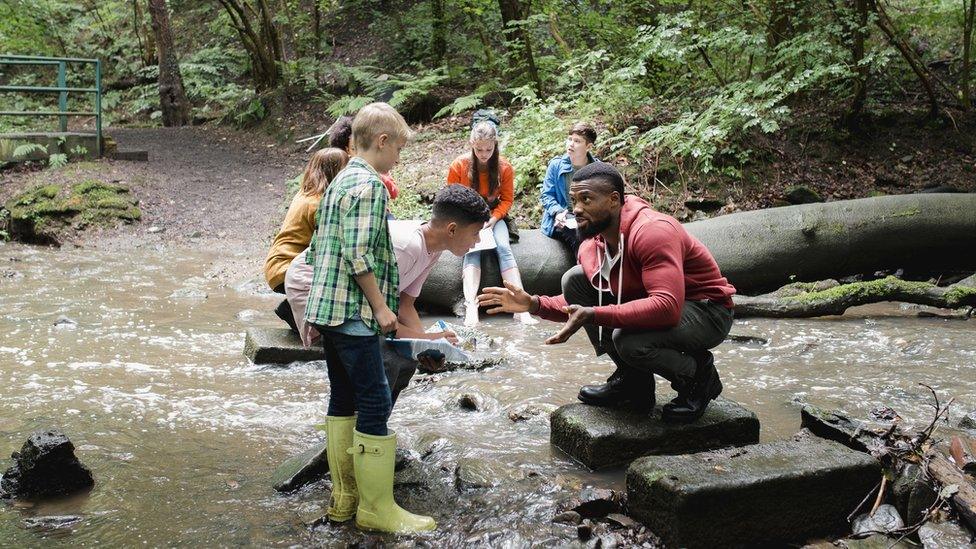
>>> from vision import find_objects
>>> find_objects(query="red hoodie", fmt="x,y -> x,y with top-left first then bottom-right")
537,195 -> 735,330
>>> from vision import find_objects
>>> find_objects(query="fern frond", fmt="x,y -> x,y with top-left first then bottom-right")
12,143 -> 47,158
47,153 -> 68,170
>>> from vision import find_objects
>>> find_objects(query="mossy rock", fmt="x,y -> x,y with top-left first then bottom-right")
4,180 -> 141,244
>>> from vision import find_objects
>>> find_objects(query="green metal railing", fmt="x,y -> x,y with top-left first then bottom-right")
0,54 -> 102,155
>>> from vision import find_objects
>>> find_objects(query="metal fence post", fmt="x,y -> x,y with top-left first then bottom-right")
95,59 -> 102,156
57,61 -> 67,132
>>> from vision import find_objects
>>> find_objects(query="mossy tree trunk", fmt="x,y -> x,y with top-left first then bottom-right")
733,276 -> 976,318
217,0 -> 283,92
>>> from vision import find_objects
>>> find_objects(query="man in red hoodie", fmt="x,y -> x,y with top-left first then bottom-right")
478,162 -> 736,423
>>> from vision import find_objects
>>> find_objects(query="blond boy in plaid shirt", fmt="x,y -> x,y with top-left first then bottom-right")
305,103 -> 435,533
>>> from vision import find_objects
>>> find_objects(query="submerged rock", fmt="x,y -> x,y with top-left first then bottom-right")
271,441 -> 328,493
800,405 -> 887,452
23,515 -> 84,530
626,434 -> 880,548
550,398 -> 760,469
52,315 -> 78,330
454,457 -> 501,490
918,519 -> 976,548
508,403 -> 557,423
0,430 -> 94,499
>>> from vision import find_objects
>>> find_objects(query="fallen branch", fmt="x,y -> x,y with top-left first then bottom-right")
926,452 -> 976,533
734,275 -> 976,318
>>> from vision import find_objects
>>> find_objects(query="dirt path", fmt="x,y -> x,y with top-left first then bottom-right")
105,127 -> 306,253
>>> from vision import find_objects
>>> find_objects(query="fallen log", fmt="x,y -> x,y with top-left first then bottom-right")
734,275 -> 976,318
687,193 -> 976,294
926,451 -> 976,533
414,194 -> 976,312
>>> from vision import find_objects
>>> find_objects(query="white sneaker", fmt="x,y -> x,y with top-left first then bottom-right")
515,312 -> 538,325
464,303 -> 480,327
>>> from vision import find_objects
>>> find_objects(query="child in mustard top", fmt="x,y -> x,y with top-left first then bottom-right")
263,147 -> 348,332
446,120 -> 537,326
304,102 -> 435,533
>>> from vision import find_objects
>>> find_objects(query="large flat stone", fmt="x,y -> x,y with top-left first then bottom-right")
243,327 -> 322,364
626,435 -> 881,548
550,399 -> 760,470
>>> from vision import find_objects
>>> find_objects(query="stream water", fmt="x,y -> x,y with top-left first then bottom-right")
1,242 -> 974,546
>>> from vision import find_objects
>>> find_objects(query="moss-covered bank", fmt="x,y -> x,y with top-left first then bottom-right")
2,180 -> 141,245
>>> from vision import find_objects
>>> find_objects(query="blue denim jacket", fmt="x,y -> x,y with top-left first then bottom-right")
539,152 -> 597,237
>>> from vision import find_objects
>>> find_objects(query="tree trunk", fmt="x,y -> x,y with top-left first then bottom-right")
766,0 -> 792,49
217,0 -> 283,91
431,0 -> 447,64
845,0 -> 870,126
497,0 -> 543,97
312,0 -> 322,58
868,0 -> 941,117
147,0 -> 190,127
963,0 -> 976,110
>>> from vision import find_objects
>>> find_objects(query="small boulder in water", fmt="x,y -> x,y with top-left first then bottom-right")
0,430 -> 94,499
552,510 -> 582,525
568,487 -> 625,519
852,504 -> 905,537
53,315 -> 77,330
508,403 -> 557,422
457,391 -> 487,412
959,409 -> 976,431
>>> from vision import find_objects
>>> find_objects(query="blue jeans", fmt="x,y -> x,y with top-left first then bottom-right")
462,219 -> 517,272
319,329 -> 392,436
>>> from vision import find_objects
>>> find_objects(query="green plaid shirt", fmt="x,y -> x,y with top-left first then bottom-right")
304,157 -> 399,334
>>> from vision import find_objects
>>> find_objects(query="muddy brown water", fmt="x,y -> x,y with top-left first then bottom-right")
1,242 -> 974,546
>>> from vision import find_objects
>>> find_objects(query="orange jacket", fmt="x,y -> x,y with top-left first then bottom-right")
446,154 -> 514,220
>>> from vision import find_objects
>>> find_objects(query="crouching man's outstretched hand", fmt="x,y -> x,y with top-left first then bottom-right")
477,281 -> 532,314
545,305 -> 594,345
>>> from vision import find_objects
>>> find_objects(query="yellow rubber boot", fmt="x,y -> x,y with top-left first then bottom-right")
324,416 -> 357,522
348,430 -> 436,533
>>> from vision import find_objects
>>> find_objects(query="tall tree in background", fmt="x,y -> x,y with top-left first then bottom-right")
963,0 -> 976,110
431,0 -> 447,64
845,0 -> 870,126
217,0 -> 283,91
497,0 -> 543,96
147,0 -> 190,126
133,0 -> 156,68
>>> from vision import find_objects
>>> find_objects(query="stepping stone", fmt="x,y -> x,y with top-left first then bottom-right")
243,327 -> 322,364
626,435 -> 881,548
549,398 -> 760,470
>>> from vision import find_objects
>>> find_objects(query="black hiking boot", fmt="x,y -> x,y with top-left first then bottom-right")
274,299 -> 299,335
662,351 -> 722,424
578,369 -> 655,411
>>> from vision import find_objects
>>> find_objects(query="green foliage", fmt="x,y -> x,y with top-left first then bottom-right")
326,66 -> 449,117
47,153 -> 68,169
13,143 -> 47,159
